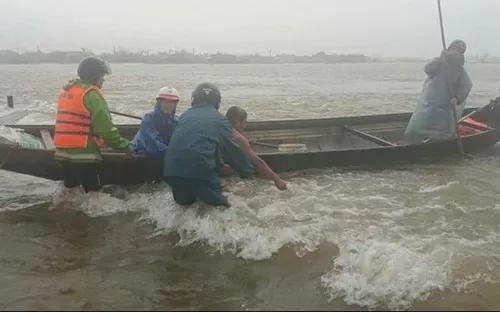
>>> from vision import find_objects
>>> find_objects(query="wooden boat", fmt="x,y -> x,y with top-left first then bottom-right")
1,98 -> 500,185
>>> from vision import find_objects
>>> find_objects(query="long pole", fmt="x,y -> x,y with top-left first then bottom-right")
110,110 -> 142,120
437,0 -> 464,158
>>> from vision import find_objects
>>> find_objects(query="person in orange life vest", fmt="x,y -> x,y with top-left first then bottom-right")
53,56 -> 134,194
225,106 -> 287,190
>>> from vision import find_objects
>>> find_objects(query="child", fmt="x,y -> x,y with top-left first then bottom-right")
226,106 -> 287,190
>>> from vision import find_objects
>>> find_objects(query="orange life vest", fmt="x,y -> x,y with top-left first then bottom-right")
53,84 -> 104,148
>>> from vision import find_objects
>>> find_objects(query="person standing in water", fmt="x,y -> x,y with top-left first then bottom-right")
130,86 -> 179,158
53,56 -> 133,194
226,106 -> 287,190
404,40 -> 473,144
163,83 -> 254,207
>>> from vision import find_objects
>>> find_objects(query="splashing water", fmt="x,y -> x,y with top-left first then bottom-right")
2,63 -> 500,309
321,239 -> 451,310
32,161 -> 500,310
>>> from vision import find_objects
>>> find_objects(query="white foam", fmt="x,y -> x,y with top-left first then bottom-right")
418,181 -> 458,193
454,272 -> 490,293
13,100 -> 57,125
50,183 -> 143,217
135,180 -> 333,260
38,169 -> 500,309
321,239 -> 450,310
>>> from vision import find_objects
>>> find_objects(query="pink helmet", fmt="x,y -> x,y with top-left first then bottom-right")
156,86 -> 180,102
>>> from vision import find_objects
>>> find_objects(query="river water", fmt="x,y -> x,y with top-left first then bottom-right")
1,63 -> 500,310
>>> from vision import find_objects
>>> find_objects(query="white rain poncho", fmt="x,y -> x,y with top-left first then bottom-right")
404,51 -> 473,144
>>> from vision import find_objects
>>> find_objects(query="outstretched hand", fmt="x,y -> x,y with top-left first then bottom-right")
125,148 -> 136,158
440,49 -> 447,60
220,164 -> 234,177
274,178 -> 287,190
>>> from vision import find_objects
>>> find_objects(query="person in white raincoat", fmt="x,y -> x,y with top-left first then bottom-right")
404,40 -> 473,144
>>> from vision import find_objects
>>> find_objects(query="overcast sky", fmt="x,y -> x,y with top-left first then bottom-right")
1,0 -> 499,58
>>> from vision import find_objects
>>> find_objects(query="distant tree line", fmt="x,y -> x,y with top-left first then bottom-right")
0,48 -> 373,64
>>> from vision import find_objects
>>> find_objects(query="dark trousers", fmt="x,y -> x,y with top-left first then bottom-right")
166,177 -> 229,207
60,162 -> 102,193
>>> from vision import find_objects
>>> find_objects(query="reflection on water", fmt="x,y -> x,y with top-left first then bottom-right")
1,63 -> 500,309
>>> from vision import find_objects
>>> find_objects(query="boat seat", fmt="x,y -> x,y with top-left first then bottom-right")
40,129 -> 54,150
343,125 -> 397,147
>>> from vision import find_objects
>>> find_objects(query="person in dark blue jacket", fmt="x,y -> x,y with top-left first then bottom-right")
163,83 -> 254,207
130,86 -> 179,158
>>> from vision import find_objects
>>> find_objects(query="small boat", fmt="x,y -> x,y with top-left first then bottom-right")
1,98 -> 500,186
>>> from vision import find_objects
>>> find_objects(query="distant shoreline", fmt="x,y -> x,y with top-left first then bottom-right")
1,49 -> 498,65
2,60 -> 499,65
0,49 -> 369,64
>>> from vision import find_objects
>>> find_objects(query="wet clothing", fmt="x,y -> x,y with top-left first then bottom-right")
163,103 -> 254,206
54,84 -> 103,149
166,176 -> 229,207
55,79 -> 129,192
130,103 -> 177,158
61,161 -> 101,193
54,79 -> 130,163
404,51 -> 473,144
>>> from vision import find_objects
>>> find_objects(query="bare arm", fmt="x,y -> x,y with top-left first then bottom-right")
234,130 -> 286,190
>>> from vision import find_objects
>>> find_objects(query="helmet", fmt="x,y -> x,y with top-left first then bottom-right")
448,40 -> 467,54
191,82 -> 221,108
77,56 -> 111,83
156,86 -> 180,102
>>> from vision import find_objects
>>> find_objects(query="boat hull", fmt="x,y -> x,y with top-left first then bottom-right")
2,104 -> 500,185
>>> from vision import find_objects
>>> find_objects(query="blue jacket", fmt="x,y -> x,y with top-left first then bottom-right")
163,103 -> 254,181
130,103 -> 178,158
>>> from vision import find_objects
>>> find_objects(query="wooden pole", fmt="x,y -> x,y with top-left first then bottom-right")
437,0 -> 464,158
109,110 -> 142,120
437,0 -> 447,50
7,96 -> 13,108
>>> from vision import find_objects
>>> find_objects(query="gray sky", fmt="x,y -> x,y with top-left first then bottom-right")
1,0 -> 499,58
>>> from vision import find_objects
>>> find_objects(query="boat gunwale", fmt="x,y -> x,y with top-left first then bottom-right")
0,107 -> 490,158
0,124 -> 494,157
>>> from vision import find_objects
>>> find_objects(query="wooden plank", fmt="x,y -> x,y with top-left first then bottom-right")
250,141 -> 279,149
40,129 -> 54,150
343,125 -> 397,147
